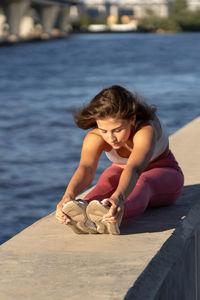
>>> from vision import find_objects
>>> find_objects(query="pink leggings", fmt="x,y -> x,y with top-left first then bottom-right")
84,151 -> 184,220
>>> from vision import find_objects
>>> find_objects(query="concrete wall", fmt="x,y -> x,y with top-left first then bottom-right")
125,194 -> 200,300
155,235 -> 196,300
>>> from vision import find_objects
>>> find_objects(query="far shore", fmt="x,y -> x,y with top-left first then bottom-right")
0,27 -> 194,46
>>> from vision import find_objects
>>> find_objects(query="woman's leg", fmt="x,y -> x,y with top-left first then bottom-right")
123,167 -> 184,219
84,155 -> 184,221
83,164 -> 123,202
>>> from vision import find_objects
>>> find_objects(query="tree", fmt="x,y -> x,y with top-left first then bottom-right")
170,0 -> 187,17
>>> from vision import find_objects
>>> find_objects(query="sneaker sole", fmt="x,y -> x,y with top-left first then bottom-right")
86,200 -> 120,235
62,201 -> 96,234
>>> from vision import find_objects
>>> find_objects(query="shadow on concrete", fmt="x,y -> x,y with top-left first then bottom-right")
120,184 -> 200,235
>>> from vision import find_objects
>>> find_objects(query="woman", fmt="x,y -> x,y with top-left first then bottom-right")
56,85 -> 184,235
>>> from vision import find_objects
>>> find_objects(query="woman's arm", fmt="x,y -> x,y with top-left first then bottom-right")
56,130 -> 105,223
104,125 -> 157,222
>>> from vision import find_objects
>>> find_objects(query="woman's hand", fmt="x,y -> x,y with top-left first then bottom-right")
56,195 -> 74,224
101,197 -> 124,223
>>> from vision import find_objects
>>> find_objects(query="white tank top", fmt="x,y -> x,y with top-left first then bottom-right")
105,120 -> 168,165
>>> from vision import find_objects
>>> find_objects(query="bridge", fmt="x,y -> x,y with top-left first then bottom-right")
0,0 -> 80,42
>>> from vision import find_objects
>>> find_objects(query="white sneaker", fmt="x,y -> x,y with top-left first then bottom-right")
62,200 -> 97,234
86,200 -> 121,235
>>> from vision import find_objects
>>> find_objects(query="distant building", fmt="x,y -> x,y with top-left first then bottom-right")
83,0 -> 200,22
187,0 -> 200,11
83,0 -> 173,20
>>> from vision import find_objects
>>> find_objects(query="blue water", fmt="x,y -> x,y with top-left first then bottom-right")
0,33 -> 200,244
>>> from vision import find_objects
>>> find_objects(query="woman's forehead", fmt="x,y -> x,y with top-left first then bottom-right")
96,118 -> 129,128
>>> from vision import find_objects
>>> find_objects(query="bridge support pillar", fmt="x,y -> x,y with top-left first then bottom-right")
0,8 -> 6,36
2,0 -> 29,38
56,7 -> 70,34
38,5 -> 60,37
19,8 -> 34,38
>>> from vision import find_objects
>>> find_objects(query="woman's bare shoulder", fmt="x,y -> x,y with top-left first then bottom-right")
134,123 -> 155,138
86,128 -> 103,139
88,128 -> 101,136
85,129 -> 111,151
132,121 -> 156,150
135,116 -> 161,140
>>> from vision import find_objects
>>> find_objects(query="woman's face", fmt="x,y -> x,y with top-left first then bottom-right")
96,117 -> 135,149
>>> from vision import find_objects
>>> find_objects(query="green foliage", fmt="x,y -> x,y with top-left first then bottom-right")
75,15 -> 93,27
144,8 -> 155,18
138,0 -> 200,33
169,0 -> 187,17
138,16 -> 181,33
177,10 -> 200,31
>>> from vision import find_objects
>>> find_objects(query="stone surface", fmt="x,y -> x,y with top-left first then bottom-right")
0,117 -> 200,300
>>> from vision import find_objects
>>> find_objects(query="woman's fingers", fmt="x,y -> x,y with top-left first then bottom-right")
56,205 -> 70,224
108,204 -> 118,217
103,202 -> 124,223
56,197 -> 75,224
56,212 -> 65,223
103,216 -> 118,223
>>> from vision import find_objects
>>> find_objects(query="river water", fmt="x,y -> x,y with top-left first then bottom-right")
0,33 -> 200,244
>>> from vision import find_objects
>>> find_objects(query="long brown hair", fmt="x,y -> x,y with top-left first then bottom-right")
74,85 -> 156,129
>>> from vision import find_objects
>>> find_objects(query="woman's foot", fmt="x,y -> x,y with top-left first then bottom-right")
86,200 -> 121,235
62,200 -> 97,234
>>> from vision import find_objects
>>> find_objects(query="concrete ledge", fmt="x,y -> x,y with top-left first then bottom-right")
125,190 -> 200,299
0,117 -> 200,300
